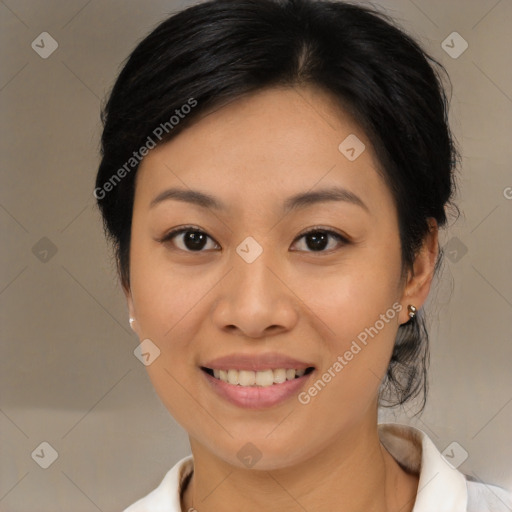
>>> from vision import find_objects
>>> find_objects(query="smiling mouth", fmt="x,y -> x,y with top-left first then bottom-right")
201,367 -> 315,387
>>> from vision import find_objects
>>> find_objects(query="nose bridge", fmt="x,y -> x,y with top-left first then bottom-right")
211,235 -> 298,337
232,236 -> 280,300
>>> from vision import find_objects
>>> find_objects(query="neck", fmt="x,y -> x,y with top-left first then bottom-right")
181,416 -> 418,512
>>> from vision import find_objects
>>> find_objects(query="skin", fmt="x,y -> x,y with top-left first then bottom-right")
125,85 -> 439,511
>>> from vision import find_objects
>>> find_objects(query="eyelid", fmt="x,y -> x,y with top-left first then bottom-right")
158,225 -> 220,246
290,226 -> 350,252
158,225 -> 350,252
293,225 -> 350,243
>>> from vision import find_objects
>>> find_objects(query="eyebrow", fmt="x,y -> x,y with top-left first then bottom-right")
149,186 -> 368,213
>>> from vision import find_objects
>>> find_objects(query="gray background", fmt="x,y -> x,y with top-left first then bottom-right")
1,0 -> 511,511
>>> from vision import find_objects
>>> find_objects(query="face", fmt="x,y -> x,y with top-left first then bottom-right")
126,86 -> 434,470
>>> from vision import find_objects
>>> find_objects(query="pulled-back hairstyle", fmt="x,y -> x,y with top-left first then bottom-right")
95,0 -> 459,412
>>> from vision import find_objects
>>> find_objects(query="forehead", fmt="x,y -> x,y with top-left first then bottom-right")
134,86 -> 391,216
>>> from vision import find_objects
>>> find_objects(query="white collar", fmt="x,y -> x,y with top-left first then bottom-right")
124,422 -> 470,511
378,423 -> 467,511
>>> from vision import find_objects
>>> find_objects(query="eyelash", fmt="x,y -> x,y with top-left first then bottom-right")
158,225 -> 350,254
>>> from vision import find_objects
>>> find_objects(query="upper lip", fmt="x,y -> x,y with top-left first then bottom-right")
202,352 -> 315,371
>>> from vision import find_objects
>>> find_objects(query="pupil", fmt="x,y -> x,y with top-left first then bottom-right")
185,231 -> 206,250
182,231 -> 329,251
307,231 -> 328,251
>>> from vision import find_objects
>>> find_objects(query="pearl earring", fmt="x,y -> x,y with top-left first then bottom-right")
407,305 -> 417,319
129,317 -> 135,328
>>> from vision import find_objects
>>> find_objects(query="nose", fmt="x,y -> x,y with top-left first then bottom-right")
211,245 -> 299,339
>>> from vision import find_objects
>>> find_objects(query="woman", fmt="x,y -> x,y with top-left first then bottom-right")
95,0 -> 511,510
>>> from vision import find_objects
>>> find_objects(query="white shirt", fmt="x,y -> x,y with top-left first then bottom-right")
123,423 -> 511,511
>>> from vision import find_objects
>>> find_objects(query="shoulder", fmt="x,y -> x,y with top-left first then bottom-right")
465,476 -> 512,512
122,455 -> 194,512
378,422 -> 512,512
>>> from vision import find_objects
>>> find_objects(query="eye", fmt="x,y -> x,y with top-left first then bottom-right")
158,225 -> 349,254
291,227 -> 349,253
159,226 -> 220,252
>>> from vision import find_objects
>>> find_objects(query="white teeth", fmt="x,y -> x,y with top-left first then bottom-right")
227,369 -> 239,385
255,369 -> 274,387
286,369 -> 296,381
238,370 -> 256,386
273,368 -> 287,384
211,368 -> 310,387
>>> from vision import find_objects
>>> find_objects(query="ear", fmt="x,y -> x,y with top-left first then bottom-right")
123,284 -> 140,337
398,219 -> 439,324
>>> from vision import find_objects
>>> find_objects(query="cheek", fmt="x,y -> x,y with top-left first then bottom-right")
291,248 -> 403,402
295,251 -> 403,344
131,268 -> 210,359
129,233 -> 204,336
324,279 -> 400,345
296,285 -> 401,427
128,240 -> 210,406
129,257 -> 211,427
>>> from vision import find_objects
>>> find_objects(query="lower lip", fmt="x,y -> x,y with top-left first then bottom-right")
202,370 -> 314,409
